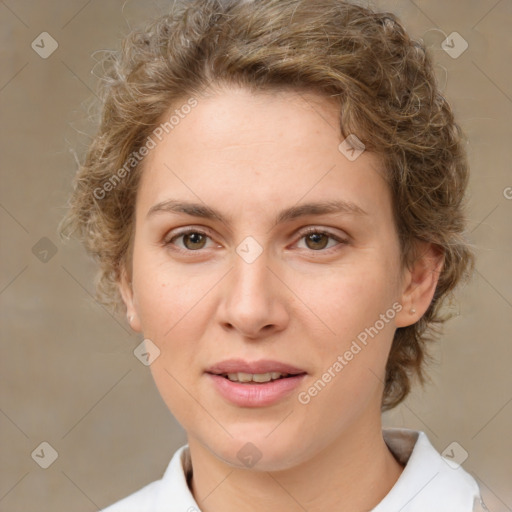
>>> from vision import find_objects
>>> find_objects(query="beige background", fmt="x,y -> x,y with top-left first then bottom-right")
1,0 -> 511,510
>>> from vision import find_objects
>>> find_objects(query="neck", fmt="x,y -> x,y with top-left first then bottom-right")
187,415 -> 404,512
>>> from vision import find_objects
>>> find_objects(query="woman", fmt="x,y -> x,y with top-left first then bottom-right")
60,0 -> 487,510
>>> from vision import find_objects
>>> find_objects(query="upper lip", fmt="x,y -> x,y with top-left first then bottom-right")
206,359 -> 307,375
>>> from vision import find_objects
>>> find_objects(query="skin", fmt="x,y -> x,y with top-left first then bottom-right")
119,85 -> 444,512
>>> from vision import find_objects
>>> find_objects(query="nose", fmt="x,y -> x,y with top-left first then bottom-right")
217,249 -> 289,339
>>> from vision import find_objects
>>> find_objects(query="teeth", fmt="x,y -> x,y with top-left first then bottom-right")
252,373 -> 272,383
237,372 -> 253,383
225,372 -> 289,383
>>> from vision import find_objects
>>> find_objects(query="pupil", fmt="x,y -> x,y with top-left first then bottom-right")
307,233 -> 328,250
185,233 -> 205,249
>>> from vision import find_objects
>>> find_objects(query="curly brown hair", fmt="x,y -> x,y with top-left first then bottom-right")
59,0 -> 475,411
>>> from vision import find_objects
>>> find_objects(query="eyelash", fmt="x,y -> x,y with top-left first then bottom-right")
163,227 -> 348,255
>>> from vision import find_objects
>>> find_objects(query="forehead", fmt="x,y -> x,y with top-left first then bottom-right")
136,86 -> 390,223
165,86 -> 342,152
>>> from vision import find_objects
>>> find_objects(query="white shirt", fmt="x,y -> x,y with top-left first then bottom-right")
101,428 -> 487,512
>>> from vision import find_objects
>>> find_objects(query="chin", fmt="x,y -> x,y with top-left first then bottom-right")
200,427 -> 313,472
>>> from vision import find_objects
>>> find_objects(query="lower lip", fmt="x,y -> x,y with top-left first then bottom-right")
206,373 -> 306,407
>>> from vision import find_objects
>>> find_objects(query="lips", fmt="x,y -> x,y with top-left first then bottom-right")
205,358 -> 306,376
205,359 -> 307,407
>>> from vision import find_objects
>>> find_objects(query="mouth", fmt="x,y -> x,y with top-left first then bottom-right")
205,358 -> 307,380
208,371 -> 305,384
205,359 -> 307,407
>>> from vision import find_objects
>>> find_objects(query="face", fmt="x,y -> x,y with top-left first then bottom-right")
120,86 -> 418,471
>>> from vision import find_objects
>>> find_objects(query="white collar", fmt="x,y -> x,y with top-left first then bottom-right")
372,428 -> 484,511
102,428 -> 485,511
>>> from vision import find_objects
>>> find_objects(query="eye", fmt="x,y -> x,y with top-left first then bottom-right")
163,227 -> 348,254
164,228 -> 216,252
296,228 -> 347,252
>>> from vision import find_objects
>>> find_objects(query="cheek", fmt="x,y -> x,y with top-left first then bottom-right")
148,362 -> 207,440
293,260 -> 399,340
133,259 -> 208,427
131,251 -> 217,386
132,248 -> 202,338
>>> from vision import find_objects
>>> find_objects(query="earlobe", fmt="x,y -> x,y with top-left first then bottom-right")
394,242 -> 444,328
118,265 -> 142,332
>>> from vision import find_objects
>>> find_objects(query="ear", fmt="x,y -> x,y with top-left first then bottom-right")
395,241 -> 444,328
118,263 -> 142,332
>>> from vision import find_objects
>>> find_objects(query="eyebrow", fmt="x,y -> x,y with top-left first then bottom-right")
146,198 -> 367,228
